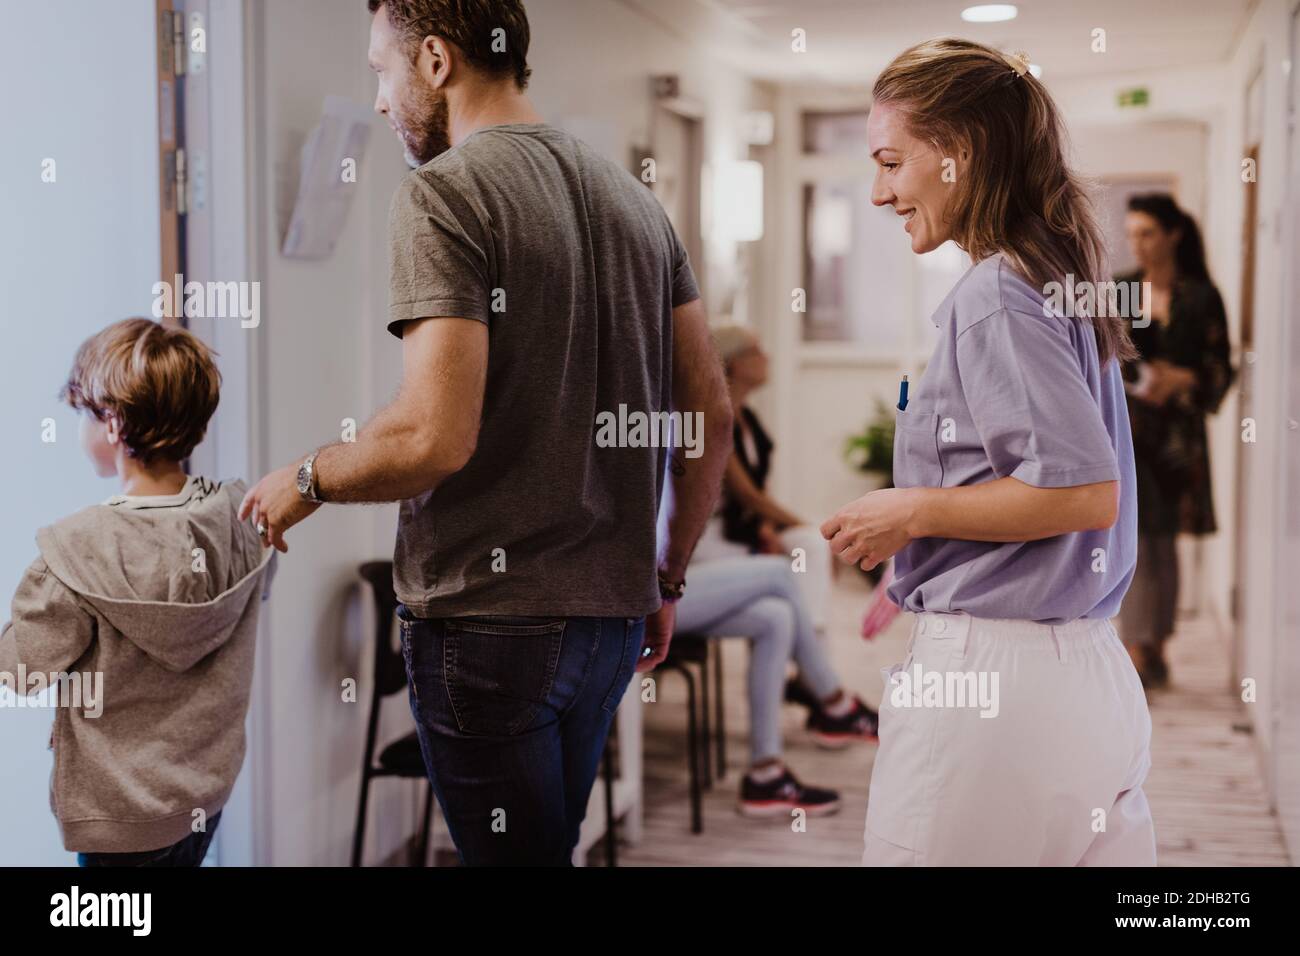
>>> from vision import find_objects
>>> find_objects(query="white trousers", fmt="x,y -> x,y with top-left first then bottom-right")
863,612 -> 1156,866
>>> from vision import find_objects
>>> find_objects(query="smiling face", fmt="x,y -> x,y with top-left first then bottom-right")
868,101 -> 957,254
368,8 -> 451,168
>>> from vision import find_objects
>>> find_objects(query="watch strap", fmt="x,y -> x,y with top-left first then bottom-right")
657,573 -> 686,603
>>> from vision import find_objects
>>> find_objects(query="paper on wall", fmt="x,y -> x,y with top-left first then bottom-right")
281,95 -> 375,260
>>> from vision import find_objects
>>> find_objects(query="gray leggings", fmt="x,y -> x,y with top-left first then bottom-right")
674,555 -> 841,764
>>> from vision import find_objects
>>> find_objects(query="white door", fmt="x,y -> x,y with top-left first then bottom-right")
0,1 -> 162,865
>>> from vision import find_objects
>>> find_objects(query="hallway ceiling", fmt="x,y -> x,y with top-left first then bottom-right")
655,0 -> 1255,86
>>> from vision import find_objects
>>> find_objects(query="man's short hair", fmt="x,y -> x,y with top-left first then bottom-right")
61,318 -> 221,465
368,0 -> 532,90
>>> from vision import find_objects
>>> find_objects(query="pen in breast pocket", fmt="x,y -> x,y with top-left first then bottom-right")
897,374 -> 909,411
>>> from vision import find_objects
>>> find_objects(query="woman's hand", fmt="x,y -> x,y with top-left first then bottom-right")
820,488 -> 922,571
1140,359 -> 1197,407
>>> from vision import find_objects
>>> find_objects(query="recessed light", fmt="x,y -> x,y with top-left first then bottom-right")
961,4 -> 1018,22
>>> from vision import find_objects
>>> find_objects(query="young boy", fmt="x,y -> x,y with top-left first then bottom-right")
0,318 -> 273,866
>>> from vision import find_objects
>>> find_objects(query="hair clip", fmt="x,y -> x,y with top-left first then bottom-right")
1005,51 -> 1031,77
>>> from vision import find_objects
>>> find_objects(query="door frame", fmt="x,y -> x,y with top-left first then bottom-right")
181,0 -> 270,867
650,95 -> 706,304
1270,0 -> 1300,860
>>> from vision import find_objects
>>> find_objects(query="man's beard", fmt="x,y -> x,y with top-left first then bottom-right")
395,84 -> 451,168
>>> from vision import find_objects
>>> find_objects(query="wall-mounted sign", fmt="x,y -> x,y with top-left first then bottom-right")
1117,87 -> 1150,108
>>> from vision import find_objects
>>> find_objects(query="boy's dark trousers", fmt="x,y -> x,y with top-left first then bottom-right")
399,611 -> 644,866
77,811 -> 222,867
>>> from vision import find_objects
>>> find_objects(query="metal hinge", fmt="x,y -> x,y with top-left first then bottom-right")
172,10 -> 186,77
175,147 -> 188,216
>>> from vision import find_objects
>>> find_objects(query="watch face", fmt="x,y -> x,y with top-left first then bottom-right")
297,462 -> 310,495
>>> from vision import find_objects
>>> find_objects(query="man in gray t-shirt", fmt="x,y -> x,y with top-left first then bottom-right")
240,0 -> 731,865
386,123 -> 702,619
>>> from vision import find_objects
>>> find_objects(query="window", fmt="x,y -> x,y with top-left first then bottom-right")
801,180 -> 909,347
802,110 -> 871,156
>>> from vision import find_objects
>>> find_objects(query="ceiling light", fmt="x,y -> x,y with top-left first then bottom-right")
961,4 -> 1018,23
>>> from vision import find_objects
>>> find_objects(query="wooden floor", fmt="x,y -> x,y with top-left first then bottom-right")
600,576 -> 1291,867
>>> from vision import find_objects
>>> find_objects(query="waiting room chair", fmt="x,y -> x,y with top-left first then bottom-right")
656,633 -> 728,833
352,561 -> 435,867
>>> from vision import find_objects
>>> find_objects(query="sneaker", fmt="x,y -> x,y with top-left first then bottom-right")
783,676 -> 820,710
1136,646 -> 1169,690
1148,648 -> 1170,687
807,696 -> 879,748
738,768 -> 840,818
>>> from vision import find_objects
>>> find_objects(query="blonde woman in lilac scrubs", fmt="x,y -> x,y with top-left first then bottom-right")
821,40 -> 1155,866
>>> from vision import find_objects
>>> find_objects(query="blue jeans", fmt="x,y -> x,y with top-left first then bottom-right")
399,610 -> 644,866
77,811 -> 221,867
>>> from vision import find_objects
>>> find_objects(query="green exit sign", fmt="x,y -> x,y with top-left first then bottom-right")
1118,87 -> 1150,108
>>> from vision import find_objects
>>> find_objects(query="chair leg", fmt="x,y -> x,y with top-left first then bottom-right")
416,780 -> 435,867
351,771 -> 372,868
682,665 -> 702,834
602,735 -> 618,867
714,641 -> 726,780
699,652 -> 712,790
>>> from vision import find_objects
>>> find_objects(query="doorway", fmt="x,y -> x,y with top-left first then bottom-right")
0,0 -> 164,866
651,100 -> 705,303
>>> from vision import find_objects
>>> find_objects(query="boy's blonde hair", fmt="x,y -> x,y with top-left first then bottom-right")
61,318 -> 221,464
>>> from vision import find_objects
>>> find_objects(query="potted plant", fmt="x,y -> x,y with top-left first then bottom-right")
843,399 -> 895,485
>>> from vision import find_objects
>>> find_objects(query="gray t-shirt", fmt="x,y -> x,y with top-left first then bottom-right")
386,123 -> 699,618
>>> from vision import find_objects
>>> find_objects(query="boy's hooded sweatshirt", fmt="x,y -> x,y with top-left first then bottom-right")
0,476 -> 273,853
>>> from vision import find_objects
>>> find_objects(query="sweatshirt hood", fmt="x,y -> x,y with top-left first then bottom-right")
35,476 -> 273,672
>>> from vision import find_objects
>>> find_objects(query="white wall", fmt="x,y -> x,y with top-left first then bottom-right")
242,0 -> 772,865
1211,0 -> 1298,816
242,0 -> 413,866
0,0 -> 160,866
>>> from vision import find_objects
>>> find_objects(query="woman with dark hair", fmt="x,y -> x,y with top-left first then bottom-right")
821,39 -> 1153,865
1118,194 -> 1233,688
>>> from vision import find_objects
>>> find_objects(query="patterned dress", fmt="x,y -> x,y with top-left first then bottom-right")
1116,272 -> 1234,536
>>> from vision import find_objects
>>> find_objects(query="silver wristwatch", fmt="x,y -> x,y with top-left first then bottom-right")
296,451 -> 324,504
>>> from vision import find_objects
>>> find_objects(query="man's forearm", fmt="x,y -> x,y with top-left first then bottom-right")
907,477 -> 1119,543
313,400 -> 461,504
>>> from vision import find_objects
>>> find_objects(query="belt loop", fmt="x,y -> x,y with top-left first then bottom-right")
952,612 -> 971,660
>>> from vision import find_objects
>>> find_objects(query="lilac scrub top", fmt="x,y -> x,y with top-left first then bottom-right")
886,254 -> 1137,624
